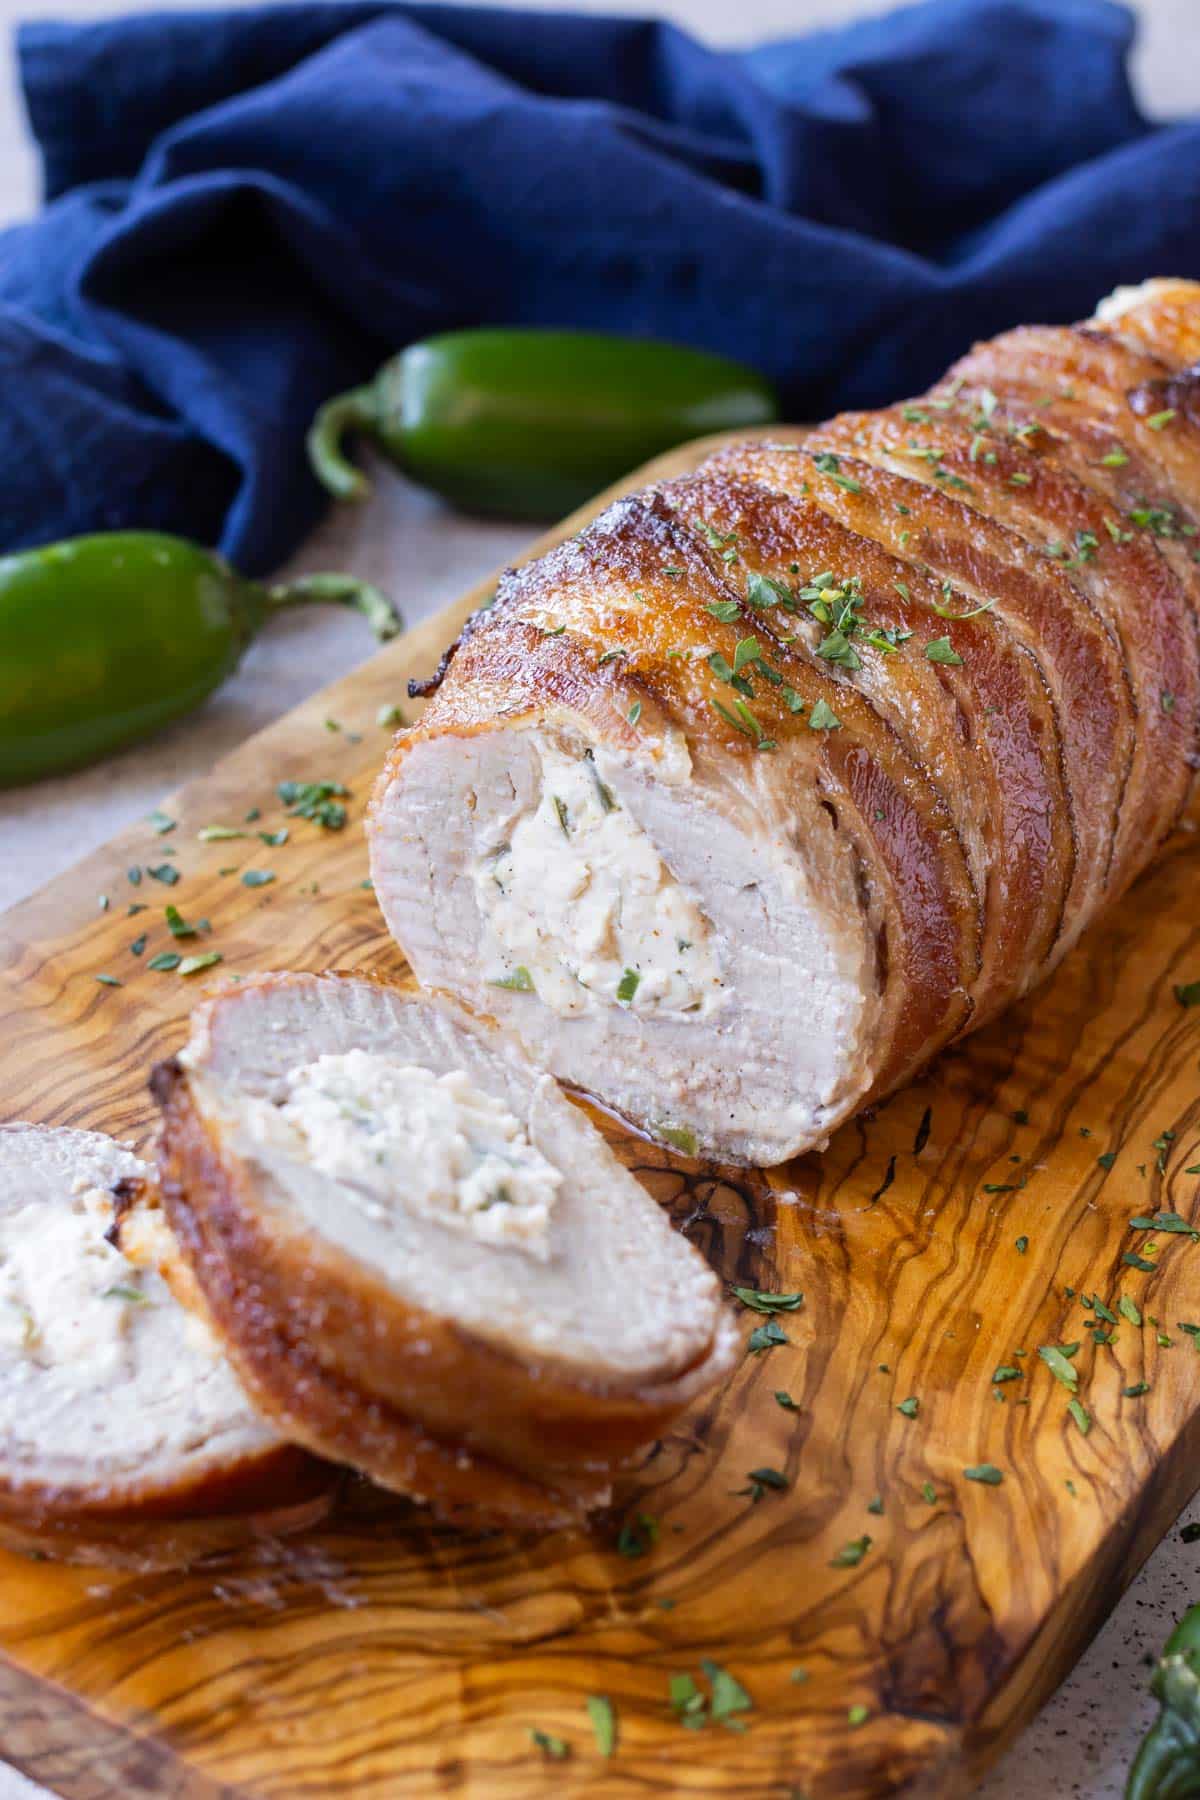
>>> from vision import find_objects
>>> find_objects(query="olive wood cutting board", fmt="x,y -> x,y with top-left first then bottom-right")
1,431 -> 1199,1800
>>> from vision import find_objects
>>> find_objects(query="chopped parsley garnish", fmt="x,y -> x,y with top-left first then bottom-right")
992,1365 -> 1022,1383
732,1287 -> 804,1313
963,1464 -> 1003,1485
147,810 -> 175,835
147,951 -> 182,972
1129,1211 -> 1199,1238
1098,1152 -> 1117,1170
178,952 -> 222,978
165,904 -> 204,938
1176,982 -> 1200,1007
737,1467 -> 789,1503
627,700 -> 642,726
241,870 -> 275,888
616,968 -> 640,1003
706,600 -> 741,623
1124,1251 -> 1157,1272
586,1695 -> 615,1758
94,974 -> 122,988
830,1534 -> 872,1567
129,934 -> 147,957
597,647 -> 626,665
925,636 -> 962,665
897,1396 -> 920,1419
376,703 -> 406,728
278,779 -> 349,830
529,1729 -> 568,1760
1146,409 -> 1177,431
710,697 -> 775,751
616,1513 -> 659,1558
1015,1235 -> 1029,1255
490,967 -> 535,992
1100,448 -> 1129,467
746,569 -> 795,610
1067,1399 -> 1091,1436
1038,1345 -> 1079,1390
146,863 -> 180,886
813,451 -> 861,492
747,1319 -> 788,1355
658,1123 -> 698,1156
199,825 -> 244,841
807,697 -> 841,732
847,1704 -> 870,1728
774,1390 -> 799,1410
102,1284 -> 148,1303
552,796 -> 570,838
259,827 -> 289,847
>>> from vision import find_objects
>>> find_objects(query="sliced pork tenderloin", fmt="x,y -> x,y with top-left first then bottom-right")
0,1123 -> 332,1566
148,972 -> 738,1530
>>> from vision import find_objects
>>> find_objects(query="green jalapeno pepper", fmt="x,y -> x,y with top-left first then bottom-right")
0,532 -> 399,787
307,328 -> 779,520
1128,1603 -> 1200,1799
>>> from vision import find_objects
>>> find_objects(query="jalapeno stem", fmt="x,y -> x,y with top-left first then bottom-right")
307,386 -> 382,502
265,573 -> 402,641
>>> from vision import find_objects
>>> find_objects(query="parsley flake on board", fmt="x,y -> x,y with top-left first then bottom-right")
616,1512 -> 659,1558
1067,1399 -> 1092,1436
897,1396 -> 920,1419
165,904 -> 203,938
1038,1346 -> 1079,1390
146,863 -> 180,886
94,974 -> 121,988
737,1467 -> 789,1503
732,1287 -> 804,1313
147,951 -> 182,972
830,1534 -> 873,1568
963,1464 -> 1004,1485
585,1696 -> 616,1758
178,952 -> 222,978
1175,981 -> 1200,1007
774,1390 -> 800,1410
147,810 -> 175,835
278,779 -> 349,830
747,1318 -> 788,1355
199,825 -> 244,841
529,1729 -> 569,1760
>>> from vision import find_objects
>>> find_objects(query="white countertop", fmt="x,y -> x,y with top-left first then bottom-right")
0,2 -> 1197,1796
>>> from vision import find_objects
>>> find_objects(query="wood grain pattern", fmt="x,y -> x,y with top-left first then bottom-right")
2,432 -> 1199,1800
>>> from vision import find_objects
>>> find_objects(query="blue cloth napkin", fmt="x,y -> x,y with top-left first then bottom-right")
7,0 -> 1200,572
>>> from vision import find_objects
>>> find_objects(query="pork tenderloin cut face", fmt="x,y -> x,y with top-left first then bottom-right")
370,718 -> 880,1167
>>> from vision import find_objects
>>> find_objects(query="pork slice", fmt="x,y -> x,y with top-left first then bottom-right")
0,1123 -> 329,1562
151,972 -> 739,1525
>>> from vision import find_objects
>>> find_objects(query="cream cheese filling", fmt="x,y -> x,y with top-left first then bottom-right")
0,1186 -> 215,1380
473,742 -> 726,1020
239,1049 -> 561,1259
